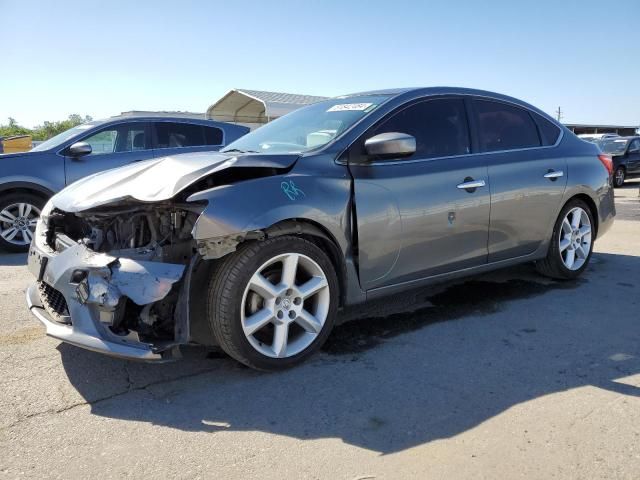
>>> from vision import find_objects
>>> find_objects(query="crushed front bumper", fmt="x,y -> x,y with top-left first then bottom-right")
26,240 -> 185,361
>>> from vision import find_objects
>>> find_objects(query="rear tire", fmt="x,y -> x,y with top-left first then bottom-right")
0,192 -> 45,253
206,236 -> 338,371
535,199 -> 594,280
613,167 -> 625,188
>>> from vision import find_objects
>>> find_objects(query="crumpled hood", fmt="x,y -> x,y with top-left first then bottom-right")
51,151 -> 299,212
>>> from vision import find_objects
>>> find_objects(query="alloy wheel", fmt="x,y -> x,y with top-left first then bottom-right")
559,207 -> 592,271
0,202 -> 40,246
241,252 -> 330,358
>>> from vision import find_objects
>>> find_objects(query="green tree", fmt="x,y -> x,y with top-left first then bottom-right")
0,114 -> 93,141
0,117 -> 31,138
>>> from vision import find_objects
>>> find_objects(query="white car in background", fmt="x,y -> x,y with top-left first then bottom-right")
578,133 -> 619,142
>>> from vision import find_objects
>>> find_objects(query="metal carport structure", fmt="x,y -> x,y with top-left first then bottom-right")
206,89 -> 328,129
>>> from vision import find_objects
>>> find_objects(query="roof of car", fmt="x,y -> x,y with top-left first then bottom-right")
339,86 -> 556,122
341,86 -> 520,100
85,115 -> 248,130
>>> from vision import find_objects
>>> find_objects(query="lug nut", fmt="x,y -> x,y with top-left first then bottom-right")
277,311 -> 284,319
288,310 -> 296,319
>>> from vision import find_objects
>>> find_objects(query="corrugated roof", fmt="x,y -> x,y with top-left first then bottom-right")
235,89 -> 329,105
206,89 -> 329,125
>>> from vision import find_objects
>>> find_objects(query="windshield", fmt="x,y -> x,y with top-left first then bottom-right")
222,95 -> 390,154
598,138 -> 629,155
31,123 -> 97,152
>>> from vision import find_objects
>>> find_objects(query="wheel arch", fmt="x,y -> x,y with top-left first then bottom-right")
0,181 -> 55,200
264,219 -> 348,307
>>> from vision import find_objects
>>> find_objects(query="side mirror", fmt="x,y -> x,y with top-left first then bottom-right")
68,141 -> 92,157
364,132 -> 416,159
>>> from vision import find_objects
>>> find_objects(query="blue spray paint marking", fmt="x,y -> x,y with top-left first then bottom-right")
281,180 -> 305,201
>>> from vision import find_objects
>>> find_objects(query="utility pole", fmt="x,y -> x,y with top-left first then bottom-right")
555,106 -> 563,122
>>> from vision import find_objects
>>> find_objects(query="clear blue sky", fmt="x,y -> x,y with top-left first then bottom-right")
1,0 -> 639,128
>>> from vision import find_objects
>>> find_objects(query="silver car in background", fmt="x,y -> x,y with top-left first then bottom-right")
25,87 -> 615,370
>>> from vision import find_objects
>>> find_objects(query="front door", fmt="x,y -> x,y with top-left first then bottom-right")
64,122 -> 154,184
348,97 -> 491,290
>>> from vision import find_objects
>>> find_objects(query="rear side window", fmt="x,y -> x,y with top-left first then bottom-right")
204,126 -> 223,145
473,100 -> 540,152
370,98 -> 470,159
532,113 -> 561,146
155,122 -> 205,148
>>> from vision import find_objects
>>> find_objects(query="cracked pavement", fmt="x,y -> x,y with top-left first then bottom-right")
1,184 -> 639,479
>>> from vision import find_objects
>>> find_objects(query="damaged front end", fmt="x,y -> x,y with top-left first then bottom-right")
26,200 -> 202,361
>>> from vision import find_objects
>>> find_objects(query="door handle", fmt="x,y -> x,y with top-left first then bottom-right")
544,170 -> 564,180
456,179 -> 486,190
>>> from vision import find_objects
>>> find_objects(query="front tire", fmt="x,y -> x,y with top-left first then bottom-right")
0,192 -> 45,253
536,199 -> 594,279
613,167 -> 625,188
206,236 -> 338,371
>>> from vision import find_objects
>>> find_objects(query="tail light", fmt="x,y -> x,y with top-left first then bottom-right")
598,154 -> 613,175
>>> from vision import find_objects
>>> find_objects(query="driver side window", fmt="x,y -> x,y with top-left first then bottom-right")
82,129 -> 117,155
81,124 -> 148,155
368,98 -> 470,160
629,139 -> 640,153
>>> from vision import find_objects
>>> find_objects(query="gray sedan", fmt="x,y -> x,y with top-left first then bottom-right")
25,87 -> 615,370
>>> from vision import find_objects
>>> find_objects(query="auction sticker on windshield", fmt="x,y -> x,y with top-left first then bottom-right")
327,103 -> 374,112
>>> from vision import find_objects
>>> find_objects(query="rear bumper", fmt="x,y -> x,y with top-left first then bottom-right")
597,183 -> 616,239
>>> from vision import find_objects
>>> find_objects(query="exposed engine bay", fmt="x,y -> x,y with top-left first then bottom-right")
45,203 -> 199,260
40,203 -> 203,350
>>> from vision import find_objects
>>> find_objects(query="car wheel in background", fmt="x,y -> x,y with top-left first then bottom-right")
0,192 -> 45,253
536,199 -> 594,280
613,167 -> 625,188
207,235 -> 338,370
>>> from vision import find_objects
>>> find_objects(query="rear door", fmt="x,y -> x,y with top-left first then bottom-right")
151,121 -> 224,158
348,97 -> 491,290
470,99 -> 567,262
64,122 -> 154,184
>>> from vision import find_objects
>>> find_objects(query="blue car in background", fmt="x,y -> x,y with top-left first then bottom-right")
0,115 -> 249,251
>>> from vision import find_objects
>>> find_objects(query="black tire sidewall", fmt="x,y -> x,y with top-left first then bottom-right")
209,236 -> 339,370
548,199 -> 595,279
614,167 -> 625,188
0,192 -> 46,253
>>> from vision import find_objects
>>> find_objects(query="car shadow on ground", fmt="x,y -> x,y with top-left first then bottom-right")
59,252 -> 640,454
